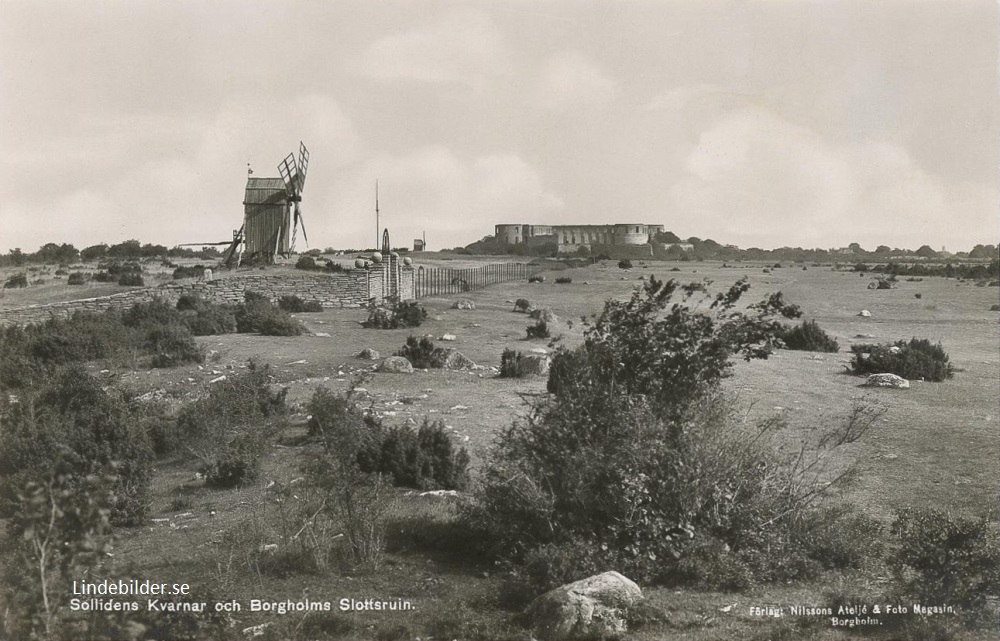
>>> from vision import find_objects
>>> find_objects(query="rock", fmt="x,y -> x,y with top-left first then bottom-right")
418,490 -> 460,499
867,281 -> 878,289
888,345 -> 901,354
439,334 -> 458,341
313,332 -> 331,337
435,348 -> 476,370
514,298 -> 534,313
519,353 -> 550,376
452,298 -> 476,310
525,571 -> 643,641
433,315 -> 444,321
356,348 -> 381,360
209,375 -> 227,384
865,373 -> 910,389
858,310 -> 872,317
530,307 -> 559,324
379,356 -> 414,374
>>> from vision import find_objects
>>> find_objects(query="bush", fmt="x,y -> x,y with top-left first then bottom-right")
117,272 -> 144,286
277,294 -> 323,313
145,324 -> 203,368
780,319 -> 839,352
91,270 -> 116,282
376,420 -> 470,490
67,272 -> 86,285
178,363 -> 287,488
363,300 -> 427,329
850,338 -> 954,381
499,348 -> 526,378
235,292 -> 303,336
3,273 -> 28,288
888,508 -> 999,626
554,276 -> 572,284
295,255 -> 318,270
395,335 -> 439,369
618,259 -> 633,269
528,275 -> 545,283
172,265 -> 206,280
526,320 -> 550,339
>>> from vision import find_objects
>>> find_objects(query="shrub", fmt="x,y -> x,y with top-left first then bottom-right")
145,324 -> 203,368
172,265 -> 206,280
874,277 -> 894,289
67,272 -> 86,285
528,275 -> 545,283
554,276 -> 572,284
914,293 -> 922,299
117,272 -> 144,286
499,348 -> 527,378
363,300 -> 427,329
618,259 -> 633,269
376,420 -> 470,490
780,319 -> 839,352
526,320 -> 550,339
295,255 -> 318,270
850,338 -> 954,381
178,363 -> 287,488
396,335 -> 439,369
888,508 -> 999,626
235,292 -> 303,335
277,294 -> 323,313
54,268 -> 68,276
3,273 -> 28,288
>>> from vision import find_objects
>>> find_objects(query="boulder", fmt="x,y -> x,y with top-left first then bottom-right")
356,348 -> 381,360
439,334 -> 458,341
867,281 -> 879,289
379,356 -> 414,374
858,310 -> 872,317
453,298 -> 476,310
525,571 -> 643,641
514,298 -> 534,313
865,373 -> 910,389
530,307 -> 559,324
518,353 -> 550,376
435,348 -> 476,370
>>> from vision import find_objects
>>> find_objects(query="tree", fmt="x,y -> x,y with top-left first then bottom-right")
915,245 -> 938,258
80,244 -> 108,261
848,242 -> 864,254
875,245 -> 891,254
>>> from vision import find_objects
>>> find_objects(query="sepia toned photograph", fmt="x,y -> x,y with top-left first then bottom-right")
1,1 -> 997,640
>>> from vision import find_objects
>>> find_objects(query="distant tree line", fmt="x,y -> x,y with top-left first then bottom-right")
0,240 -> 221,267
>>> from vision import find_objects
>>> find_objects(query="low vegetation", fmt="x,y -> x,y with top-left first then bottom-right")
234,291 -> 304,336
850,337 -> 954,381
363,299 -> 427,329
554,276 -> 573,284
499,348 -> 528,378
276,294 -> 323,313
526,320 -> 550,339
779,319 -> 840,352
3,273 -> 28,289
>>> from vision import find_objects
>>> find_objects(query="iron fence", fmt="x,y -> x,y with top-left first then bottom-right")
414,262 -> 540,298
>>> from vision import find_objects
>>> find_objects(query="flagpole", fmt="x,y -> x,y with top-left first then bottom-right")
375,180 -> 380,250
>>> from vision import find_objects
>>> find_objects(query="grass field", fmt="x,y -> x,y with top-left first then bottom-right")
6,258 -> 999,640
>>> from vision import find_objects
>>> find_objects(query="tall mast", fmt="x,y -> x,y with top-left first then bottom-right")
375,180 -> 380,250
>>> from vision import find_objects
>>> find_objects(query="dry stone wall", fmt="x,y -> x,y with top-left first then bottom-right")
0,267 -> 416,327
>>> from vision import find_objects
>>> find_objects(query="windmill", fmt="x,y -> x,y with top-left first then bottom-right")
279,141 -> 310,254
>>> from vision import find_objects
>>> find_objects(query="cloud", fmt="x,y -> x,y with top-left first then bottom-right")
324,147 -> 563,250
357,9 -> 510,87
669,107 -> 997,249
534,50 -> 618,110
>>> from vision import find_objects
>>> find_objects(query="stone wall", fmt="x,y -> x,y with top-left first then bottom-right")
0,267 -> 416,327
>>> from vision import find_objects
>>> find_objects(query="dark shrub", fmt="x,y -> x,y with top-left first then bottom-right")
277,295 -> 323,313
914,293 -> 922,299
54,268 -> 68,276
117,272 -> 144,286
145,324 -> 203,368
172,265 -> 206,280
780,319 -> 839,352
888,508 -> 999,626
554,276 -> 572,284
376,420 -> 470,490
173,294 -> 236,335
618,259 -> 632,269
235,292 -> 303,335
0,366 -> 153,526
28,311 -> 130,365
259,313 -> 304,336
396,335 -> 439,369
3,273 -> 28,289
92,271 -> 116,282
178,363 -> 287,488
499,348 -> 526,378
121,299 -> 182,329
67,272 -> 87,285
528,275 -> 545,283
295,255 -> 318,270
526,320 -> 550,339
324,261 -> 348,273
850,338 -> 954,381
363,300 -> 427,329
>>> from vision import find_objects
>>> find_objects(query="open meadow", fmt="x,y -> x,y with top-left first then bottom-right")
1,257 -> 998,641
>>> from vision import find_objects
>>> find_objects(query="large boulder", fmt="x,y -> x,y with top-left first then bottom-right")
865,373 -> 910,389
518,353 -> 550,376
452,298 -> 476,310
858,309 -> 872,317
525,571 -> 643,641
514,298 -> 534,313
379,356 -> 414,374
530,307 -> 559,324
434,348 -> 476,370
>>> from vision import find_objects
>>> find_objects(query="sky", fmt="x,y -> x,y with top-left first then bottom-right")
1,0 -> 997,254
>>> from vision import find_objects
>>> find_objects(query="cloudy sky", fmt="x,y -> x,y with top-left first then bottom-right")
1,0 -> 996,253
